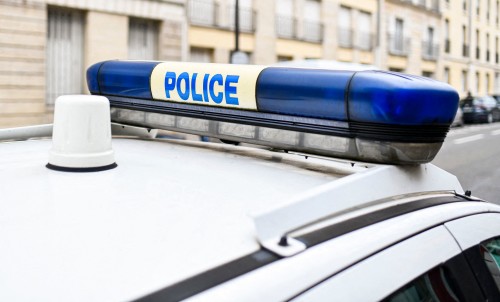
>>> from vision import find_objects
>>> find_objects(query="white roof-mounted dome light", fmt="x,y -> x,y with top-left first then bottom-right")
47,95 -> 117,172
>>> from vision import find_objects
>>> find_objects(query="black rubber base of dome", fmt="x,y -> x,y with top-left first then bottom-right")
46,162 -> 117,172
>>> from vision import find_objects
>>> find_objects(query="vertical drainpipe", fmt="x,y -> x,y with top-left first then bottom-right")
375,0 -> 384,69
467,0 -> 473,94
235,0 -> 240,52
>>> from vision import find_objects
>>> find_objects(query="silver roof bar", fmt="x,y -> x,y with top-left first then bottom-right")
253,164 -> 464,257
0,123 -> 157,142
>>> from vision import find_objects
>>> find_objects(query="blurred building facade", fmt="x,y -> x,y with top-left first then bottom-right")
0,0 -> 185,127
441,0 -> 500,97
187,0 -> 500,96
187,0 -> 442,73
1,0 -> 500,127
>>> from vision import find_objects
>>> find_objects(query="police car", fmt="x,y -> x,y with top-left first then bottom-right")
1,61 -> 500,302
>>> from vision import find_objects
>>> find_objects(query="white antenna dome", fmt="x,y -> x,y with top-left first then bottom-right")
47,95 -> 117,172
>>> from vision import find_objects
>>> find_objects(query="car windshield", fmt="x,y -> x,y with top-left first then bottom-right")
482,96 -> 497,106
461,98 -> 474,106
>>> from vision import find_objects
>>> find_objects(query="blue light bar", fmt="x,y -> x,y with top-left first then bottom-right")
88,61 -> 159,99
86,60 -> 459,164
348,72 -> 458,125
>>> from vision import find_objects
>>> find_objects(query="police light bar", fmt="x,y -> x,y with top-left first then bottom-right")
86,60 -> 459,165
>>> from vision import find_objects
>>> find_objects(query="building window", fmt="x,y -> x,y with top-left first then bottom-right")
487,0 -> 491,20
276,0 -> 295,39
277,55 -> 293,62
190,47 -> 214,63
338,6 -> 352,48
128,18 -> 158,60
444,19 -> 450,53
422,26 -> 438,60
303,0 -> 322,43
496,36 -> 499,63
462,25 -> 469,57
430,0 -> 439,12
189,0 -> 217,27
422,71 -> 434,78
497,1 -> 499,25
486,73 -> 491,94
389,67 -> 404,72
476,72 -> 481,95
443,67 -> 450,84
495,72 -> 500,93
356,11 -> 373,50
462,70 -> 468,93
46,7 -> 84,107
389,18 -> 408,56
486,33 -> 490,62
476,29 -> 480,60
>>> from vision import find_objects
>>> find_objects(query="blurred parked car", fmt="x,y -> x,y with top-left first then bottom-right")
461,95 -> 500,124
491,94 -> 500,103
452,106 -> 464,127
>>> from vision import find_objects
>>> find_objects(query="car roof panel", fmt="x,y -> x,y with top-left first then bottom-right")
0,137 -> 344,302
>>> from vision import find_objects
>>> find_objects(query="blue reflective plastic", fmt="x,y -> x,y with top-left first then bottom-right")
256,68 -> 353,120
348,71 -> 459,125
86,61 -> 460,127
94,61 -> 159,99
86,62 -> 103,94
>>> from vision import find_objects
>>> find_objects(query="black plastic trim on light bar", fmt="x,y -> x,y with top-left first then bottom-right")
107,96 -> 449,143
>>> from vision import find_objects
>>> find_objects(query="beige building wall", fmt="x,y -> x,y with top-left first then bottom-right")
0,0 -> 47,127
0,0 -> 186,128
384,0 -> 440,75
442,0 -> 500,97
253,0 -> 276,64
187,0 -> 324,63
336,0 -> 377,65
85,11 -> 129,72
4,0 -> 500,127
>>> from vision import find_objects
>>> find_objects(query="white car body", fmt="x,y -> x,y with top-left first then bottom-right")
2,126 -> 500,301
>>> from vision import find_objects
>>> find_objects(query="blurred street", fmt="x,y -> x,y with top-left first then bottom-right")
433,123 -> 500,205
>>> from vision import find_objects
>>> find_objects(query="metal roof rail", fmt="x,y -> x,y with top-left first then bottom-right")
0,123 -> 157,142
252,164 -> 464,257
0,124 -> 53,141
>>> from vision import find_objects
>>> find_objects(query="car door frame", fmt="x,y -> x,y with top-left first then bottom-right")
290,225 -> 484,301
445,212 -> 500,301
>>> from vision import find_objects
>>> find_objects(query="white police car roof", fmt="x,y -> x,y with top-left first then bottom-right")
0,134 -> 358,302
1,124 -> 485,301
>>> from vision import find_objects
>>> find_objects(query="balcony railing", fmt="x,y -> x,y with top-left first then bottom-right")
189,0 -> 256,33
356,31 -> 374,51
276,15 -> 296,39
388,34 -> 410,56
228,6 -> 256,32
430,0 -> 440,12
422,41 -> 439,61
416,0 -> 426,7
189,0 -> 218,27
302,20 -> 323,43
338,27 -> 353,48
